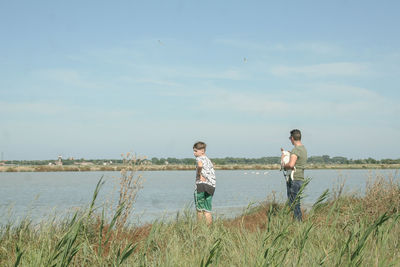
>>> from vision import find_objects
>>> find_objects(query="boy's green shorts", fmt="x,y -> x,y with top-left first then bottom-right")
194,191 -> 213,212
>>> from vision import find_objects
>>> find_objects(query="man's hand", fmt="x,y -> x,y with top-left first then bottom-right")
200,175 -> 207,182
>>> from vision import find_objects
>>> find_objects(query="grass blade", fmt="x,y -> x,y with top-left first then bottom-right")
201,238 -> 222,267
350,213 -> 390,262
14,244 -> 23,267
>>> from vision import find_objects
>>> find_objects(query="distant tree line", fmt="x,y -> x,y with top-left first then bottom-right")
306,155 -> 400,165
150,156 -> 400,165
3,155 -> 400,166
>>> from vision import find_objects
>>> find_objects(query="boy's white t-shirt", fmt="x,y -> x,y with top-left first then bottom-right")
195,155 -> 216,188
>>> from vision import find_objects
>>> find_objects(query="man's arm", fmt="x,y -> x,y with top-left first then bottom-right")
284,154 -> 297,169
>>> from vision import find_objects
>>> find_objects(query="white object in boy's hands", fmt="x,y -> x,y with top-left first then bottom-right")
281,150 -> 295,182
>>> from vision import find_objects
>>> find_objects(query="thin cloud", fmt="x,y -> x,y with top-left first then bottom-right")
31,69 -> 103,89
0,101 -> 137,121
308,83 -> 384,100
117,76 -> 182,87
269,62 -> 370,77
206,90 -> 288,114
0,102 -> 71,115
67,42 -> 249,82
214,38 -> 341,54
202,84 -> 398,120
187,68 -> 247,80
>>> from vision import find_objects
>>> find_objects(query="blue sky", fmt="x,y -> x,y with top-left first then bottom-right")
1,1 -> 399,160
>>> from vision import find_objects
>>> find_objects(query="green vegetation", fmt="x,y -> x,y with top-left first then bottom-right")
1,173 -> 399,266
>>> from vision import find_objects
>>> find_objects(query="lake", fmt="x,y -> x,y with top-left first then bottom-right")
0,169 -> 398,225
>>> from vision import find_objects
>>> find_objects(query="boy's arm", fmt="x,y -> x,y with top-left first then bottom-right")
197,160 -> 206,182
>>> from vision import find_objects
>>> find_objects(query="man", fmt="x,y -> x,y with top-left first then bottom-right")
281,129 -> 307,221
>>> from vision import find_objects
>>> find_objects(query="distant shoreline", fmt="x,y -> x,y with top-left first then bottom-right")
0,163 -> 399,172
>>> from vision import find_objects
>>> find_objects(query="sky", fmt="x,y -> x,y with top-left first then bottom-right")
1,1 -> 399,160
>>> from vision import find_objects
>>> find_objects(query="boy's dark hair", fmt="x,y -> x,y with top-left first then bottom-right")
193,141 -> 206,151
290,129 -> 302,141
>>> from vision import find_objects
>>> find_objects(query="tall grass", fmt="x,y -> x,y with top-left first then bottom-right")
1,173 -> 399,266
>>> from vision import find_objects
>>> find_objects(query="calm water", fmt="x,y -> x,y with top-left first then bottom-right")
0,169 -> 398,225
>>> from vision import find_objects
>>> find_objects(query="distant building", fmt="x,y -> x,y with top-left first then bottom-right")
56,155 -> 63,166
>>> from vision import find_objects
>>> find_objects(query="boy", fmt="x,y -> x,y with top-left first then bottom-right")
193,141 -> 216,225
281,129 -> 307,221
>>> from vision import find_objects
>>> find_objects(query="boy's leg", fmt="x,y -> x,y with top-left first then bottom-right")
195,191 -> 213,224
203,192 -> 213,225
197,211 -> 204,221
204,211 -> 212,225
195,191 -> 206,221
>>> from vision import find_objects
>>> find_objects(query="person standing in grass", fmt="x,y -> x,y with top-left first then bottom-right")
281,129 -> 307,221
193,141 -> 216,225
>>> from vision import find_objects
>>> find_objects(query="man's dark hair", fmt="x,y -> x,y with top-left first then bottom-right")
193,141 -> 206,150
290,129 -> 302,141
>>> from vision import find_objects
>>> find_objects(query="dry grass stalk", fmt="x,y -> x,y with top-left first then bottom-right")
116,152 -> 144,229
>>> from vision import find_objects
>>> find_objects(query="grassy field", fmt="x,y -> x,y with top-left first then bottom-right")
1,172 -> 399,266
1,163 -> 399,172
